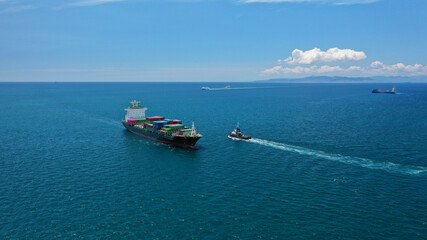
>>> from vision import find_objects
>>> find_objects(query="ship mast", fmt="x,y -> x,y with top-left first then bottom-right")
191,122 -> 197,136
130,100 -> 140,107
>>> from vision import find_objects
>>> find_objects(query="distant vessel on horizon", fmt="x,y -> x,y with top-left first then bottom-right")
372,88 -> 396,94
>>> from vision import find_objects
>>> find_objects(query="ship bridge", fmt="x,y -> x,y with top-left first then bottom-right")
125,100 -> 147,120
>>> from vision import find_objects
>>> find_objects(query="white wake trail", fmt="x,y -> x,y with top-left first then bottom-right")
248,138 -> 427,176
207,87 -> 270,91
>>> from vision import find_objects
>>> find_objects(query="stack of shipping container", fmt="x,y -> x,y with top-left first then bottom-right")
126,116 -> 191,136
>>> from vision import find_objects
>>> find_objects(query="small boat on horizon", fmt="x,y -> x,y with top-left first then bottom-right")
372,88 -> 396,94
228,123 -> 251,140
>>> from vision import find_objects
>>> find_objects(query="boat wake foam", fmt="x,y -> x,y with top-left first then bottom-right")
248,138 -> 427,176
208,86 -> 278,91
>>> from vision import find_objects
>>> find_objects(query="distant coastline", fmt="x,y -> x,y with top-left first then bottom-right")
255,76 -> 427,83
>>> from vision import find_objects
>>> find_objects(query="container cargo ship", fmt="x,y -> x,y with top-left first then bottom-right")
372,88 -> 396,94
122,100 -> 202,149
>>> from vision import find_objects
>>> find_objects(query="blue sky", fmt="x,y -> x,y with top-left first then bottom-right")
0,0 -> 426,82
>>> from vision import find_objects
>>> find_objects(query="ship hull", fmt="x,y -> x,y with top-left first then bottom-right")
372,89 -> 396,94
122,122 -> 200,149
228,132 -> 251,140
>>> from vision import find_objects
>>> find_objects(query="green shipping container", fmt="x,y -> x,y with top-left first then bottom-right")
165,124 -> 184,129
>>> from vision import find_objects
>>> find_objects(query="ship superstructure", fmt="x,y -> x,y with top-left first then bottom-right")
122,100 -> 202,149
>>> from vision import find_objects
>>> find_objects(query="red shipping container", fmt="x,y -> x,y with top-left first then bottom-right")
146,116 -> 165,121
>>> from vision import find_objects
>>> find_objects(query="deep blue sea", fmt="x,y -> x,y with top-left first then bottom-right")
1,82 -> 426,239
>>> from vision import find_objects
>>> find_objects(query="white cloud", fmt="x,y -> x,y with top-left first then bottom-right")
283,47 -> 367,65
263,47 -> 427,77
348,66 -> 362,71
262,65 -> 284,74
69,0 -> 125,7
262,61 -> 427,76
317,65 -> 344,73
370,60 -> 384,68
369,61 -> 427,76
241,0 -> 380,4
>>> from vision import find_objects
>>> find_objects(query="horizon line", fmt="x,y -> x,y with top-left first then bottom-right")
1,81 -> 426,84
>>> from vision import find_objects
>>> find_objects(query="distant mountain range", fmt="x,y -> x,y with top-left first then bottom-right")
255,76 -> 427,83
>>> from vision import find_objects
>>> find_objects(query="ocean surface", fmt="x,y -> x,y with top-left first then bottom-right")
1,82 -> 426,239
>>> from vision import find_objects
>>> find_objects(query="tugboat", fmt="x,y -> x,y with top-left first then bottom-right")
372,87 -> 396,94
228,123 -> 251,140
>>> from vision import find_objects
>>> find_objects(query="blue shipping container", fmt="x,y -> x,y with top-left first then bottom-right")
153,120 -> 170,130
